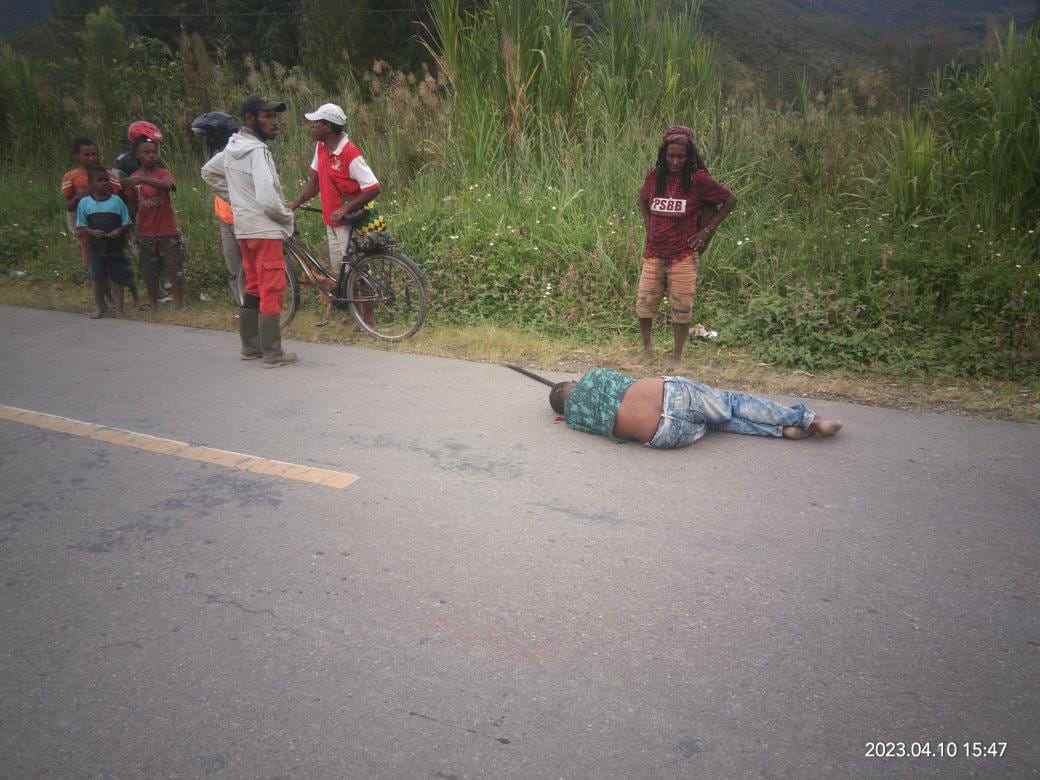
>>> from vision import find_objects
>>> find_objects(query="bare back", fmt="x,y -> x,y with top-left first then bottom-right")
613,377 -> 665,444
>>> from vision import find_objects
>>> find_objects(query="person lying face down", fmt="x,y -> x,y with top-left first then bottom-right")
529,367 -> 842,449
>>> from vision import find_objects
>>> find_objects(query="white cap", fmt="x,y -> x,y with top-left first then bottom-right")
304,103 -> 347,126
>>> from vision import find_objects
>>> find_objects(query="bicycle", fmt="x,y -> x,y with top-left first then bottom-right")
231,206 -> 429,340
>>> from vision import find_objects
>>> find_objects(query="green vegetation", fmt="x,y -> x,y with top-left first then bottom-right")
0,4 -> 1037,381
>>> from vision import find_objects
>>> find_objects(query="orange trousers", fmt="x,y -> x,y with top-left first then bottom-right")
239,238 -> 286,315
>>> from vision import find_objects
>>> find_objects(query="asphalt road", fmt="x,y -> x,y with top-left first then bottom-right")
1,304 -> 1037,779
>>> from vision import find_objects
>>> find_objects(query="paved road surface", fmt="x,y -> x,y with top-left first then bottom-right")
1,304 -> 1037,779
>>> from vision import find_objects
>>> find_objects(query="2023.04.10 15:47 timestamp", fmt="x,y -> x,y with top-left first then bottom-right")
865,742 -> 1007,759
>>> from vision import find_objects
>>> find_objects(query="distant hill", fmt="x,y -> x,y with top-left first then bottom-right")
0,0 -> 51,38
696,0 -> 1039,92
804,0 -> 1038,33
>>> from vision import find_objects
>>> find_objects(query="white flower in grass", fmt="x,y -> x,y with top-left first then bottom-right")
911,223 -> 919,229
489,241 -> 495,247
1015,263 -> 1021,268
861,238 -> 868,242
736,240 -> 743,247
551,206 -> 557,211
449,234 -> 459,240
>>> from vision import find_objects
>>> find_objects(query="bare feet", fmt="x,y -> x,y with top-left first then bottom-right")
782,418 -> 843,439
811,418 -> 843,437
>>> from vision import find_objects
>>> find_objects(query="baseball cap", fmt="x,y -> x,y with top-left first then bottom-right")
240,96 -> 287,118
304,103 -> 347,126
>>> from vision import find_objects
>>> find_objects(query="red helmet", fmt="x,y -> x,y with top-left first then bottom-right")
127,120 -> 163,143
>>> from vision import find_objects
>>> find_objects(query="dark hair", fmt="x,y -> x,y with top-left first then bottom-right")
71,137 -> 96,155
549,382 -> 574,415
326,121 -> 345,135
85,164 -> 109,182
654,137 -> 706,197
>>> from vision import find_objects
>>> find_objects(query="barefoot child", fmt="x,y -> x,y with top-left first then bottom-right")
129,137 -> 185,309
62,138 -> 121,279
75,166 -> 141,318
637,126 -> 736,362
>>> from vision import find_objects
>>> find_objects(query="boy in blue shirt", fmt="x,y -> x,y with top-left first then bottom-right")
76,165 -> 142,318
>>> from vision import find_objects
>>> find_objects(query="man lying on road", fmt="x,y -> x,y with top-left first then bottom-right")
507,365 -> 842,448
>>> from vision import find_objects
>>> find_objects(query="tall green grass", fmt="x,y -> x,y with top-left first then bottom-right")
1,6 -> 1037,379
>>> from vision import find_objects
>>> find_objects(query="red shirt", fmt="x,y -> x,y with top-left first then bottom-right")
311,137 -> 379,227
134,168 -> 178,237
639,168 -> 732,258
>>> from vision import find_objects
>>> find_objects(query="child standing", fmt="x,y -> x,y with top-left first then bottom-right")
636,126 -> 736,361
75,165 -> 141,318
129,137 -> 185,309
62,138 -> 121,278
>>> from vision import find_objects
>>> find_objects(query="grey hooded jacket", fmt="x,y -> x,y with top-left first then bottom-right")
201,128 -> 293,240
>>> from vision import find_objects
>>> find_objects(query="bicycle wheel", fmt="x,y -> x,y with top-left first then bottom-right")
235,261 -> 300,329
345,252 -> 428,341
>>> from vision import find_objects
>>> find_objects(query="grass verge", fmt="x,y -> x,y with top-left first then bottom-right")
4,278 -> 1037,423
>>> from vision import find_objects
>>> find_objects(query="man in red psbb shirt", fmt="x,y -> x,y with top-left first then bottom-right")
637,126 -> 736,361
289,103 -> 381,323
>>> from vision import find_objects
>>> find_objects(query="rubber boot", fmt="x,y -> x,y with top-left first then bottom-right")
239,294 -> 262,359
260,313 -> 298,368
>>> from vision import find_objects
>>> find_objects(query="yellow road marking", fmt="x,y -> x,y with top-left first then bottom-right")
0,404 -> 358,490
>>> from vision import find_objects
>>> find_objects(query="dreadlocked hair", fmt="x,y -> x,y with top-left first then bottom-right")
654,138 -> 707,197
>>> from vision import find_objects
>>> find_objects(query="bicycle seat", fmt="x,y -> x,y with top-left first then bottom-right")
343,210 -> 366,226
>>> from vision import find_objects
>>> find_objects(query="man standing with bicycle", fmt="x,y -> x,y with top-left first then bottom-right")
287,102 -> 381,326
201,96 -> 298,367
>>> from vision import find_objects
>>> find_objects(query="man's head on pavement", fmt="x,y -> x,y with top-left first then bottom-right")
305,103 -> 347,142
87,164 -> 112,198
241,96 -> 287,142
549,382 -> 577,415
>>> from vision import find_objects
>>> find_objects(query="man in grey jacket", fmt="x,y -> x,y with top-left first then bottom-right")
201,96 -> 297,367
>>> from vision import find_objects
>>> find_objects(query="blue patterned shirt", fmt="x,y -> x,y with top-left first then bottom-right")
564,368 -> 637,441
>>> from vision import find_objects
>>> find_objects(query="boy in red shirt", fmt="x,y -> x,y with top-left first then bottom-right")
637,126 -> 736,361
129,138 -> 185,308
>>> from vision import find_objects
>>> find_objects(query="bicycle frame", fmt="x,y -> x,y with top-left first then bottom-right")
284,233 -> 379,307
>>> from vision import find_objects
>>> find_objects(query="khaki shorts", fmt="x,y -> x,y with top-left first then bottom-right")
138,235 -> 185,279
326,224 -> 352,278
635,253 -> 698,324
